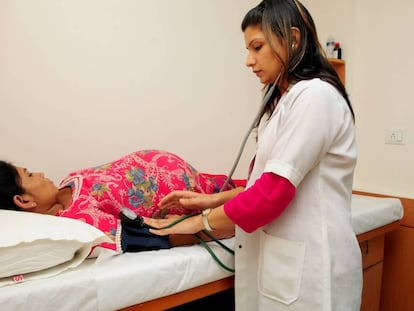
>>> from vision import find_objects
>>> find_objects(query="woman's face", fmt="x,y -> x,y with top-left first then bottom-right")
244,25 -> 286,85
16,167 -> 59,214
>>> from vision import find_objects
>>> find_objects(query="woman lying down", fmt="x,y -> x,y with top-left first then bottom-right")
0,149 -> 243,252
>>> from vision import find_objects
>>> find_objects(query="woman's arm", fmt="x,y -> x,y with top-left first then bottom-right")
145,173 -> 295,235
224,173 -> 295,232
158,186 -> 244,211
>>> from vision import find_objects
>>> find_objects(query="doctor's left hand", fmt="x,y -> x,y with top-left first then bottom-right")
143,214 -> 204,236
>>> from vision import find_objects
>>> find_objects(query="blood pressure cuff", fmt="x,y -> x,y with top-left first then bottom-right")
120,221 -> 170,252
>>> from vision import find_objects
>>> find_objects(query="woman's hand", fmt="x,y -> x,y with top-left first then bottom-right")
158,190 -> 220,210
150,188 -> 244,236
159,187 -> 244,211
143,214 -> 204,236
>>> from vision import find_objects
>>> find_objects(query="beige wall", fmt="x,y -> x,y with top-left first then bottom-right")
302,0 -> 414,198
0,0 -> 261,182
1,0 -> 413,198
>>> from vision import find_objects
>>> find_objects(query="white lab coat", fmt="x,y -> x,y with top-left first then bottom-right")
234,79 -> 362,311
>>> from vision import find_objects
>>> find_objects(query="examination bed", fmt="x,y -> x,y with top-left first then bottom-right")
0,193 -> 404,311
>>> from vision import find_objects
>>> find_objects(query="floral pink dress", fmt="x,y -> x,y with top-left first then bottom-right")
56,150 -> 237,251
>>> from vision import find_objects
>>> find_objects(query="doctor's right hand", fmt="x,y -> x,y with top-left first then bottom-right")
158,190 -> 219,211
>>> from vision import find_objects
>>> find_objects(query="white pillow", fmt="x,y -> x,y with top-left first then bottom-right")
0,210 -> 113,286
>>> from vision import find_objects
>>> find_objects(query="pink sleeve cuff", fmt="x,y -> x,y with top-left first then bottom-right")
223,172 -> 295,233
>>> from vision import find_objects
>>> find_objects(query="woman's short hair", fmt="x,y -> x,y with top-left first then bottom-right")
0,161 -> 24,211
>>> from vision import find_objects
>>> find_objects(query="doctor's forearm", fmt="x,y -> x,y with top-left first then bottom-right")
214,186 -> 244,206
207,205 -> 235,231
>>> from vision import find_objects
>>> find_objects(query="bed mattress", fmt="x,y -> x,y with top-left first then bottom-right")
0,238 -> 234,311
0,194 -> 404,311
351,194 -> 403,235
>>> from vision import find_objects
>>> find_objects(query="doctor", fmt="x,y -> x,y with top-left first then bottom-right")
144,1 -> 362,310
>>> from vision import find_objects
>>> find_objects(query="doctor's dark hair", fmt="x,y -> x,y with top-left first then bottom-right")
242,0 -> 354,123
0,160 -> 24,211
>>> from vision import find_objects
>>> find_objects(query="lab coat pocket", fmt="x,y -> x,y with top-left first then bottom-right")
258,230 -> 306,305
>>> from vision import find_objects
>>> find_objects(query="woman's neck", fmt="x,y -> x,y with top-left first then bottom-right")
56,187 -> 73,211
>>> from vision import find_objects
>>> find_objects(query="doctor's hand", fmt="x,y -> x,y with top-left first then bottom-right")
143,214 -> 204,236
159,190 -> 220,211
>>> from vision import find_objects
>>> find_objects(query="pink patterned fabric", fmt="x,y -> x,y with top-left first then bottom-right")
56,150 -> 236,251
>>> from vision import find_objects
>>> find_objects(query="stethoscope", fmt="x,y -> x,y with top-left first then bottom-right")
219,75 -> 280,190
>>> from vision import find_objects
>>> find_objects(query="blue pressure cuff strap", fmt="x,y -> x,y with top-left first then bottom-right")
120,221 -> 170,252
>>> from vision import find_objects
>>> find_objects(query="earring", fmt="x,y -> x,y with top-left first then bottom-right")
291,43 -> 295,49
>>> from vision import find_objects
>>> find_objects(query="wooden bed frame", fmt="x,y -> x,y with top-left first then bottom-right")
120,276 -> 234,311
119,191 -> 407,311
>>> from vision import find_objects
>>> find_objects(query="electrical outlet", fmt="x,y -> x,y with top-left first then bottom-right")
385,129 -> 405,145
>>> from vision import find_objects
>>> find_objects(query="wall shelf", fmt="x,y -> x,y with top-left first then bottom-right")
328,58 -> 345,85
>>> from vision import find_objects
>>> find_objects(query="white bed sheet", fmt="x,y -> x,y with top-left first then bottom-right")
0,238 -> 234,311
0,194 -> 404,311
